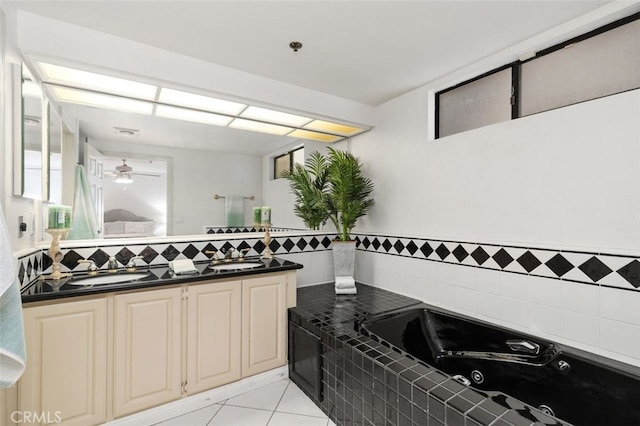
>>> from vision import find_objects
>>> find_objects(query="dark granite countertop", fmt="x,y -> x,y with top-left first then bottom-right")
22,256 -> 302,303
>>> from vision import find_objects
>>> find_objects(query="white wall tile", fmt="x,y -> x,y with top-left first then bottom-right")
561,310 -> 600,347
527,276 -> 562,308
498,298 -> 530,328
560,281 -> 600,315
454,287 -> 477,315
600,319 -> 640,359
499,273 -> 529,301
475,268 -> 502,295
599,287 -> 640,326
528,303 -> 562,337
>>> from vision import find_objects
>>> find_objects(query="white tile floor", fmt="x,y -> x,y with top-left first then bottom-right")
153,379 -> 335,426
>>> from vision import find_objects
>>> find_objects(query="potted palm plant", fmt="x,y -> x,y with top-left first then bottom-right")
325,148 -> 374,287
282,151 -> 330,230
284,147 -> 374,291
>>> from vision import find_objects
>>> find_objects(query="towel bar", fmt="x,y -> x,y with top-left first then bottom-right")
213,194 -> 255,200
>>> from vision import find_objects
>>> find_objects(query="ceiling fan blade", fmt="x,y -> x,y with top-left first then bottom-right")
131,172 -> 161,177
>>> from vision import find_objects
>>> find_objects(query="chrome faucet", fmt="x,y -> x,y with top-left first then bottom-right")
205,250 -> 221,264
126,256 -> 144,272
77,259 -> 98,276
223,248 -> 236,261
238,248 -> 251,260
107,256 -> 118,273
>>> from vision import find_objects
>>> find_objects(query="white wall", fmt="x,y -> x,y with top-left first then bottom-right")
353,88 -> 640,251
351,84 -> 640,366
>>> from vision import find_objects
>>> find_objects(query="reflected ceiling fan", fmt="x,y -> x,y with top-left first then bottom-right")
104,159 -> 160,184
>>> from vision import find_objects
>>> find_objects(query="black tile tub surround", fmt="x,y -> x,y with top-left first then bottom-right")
289,283 -> 569,426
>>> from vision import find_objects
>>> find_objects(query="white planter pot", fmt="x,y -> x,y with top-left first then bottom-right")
332,240 -> 356,278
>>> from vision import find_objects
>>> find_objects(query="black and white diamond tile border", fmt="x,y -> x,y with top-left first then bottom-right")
354,234 -> 640,292
22,233 -> 337,288
17,231 -> 640,293
203,226 -> 299,234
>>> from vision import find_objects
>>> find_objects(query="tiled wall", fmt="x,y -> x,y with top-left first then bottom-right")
353,233 -> 640,366
17,230 -> 640,364
16,232 -> 337,289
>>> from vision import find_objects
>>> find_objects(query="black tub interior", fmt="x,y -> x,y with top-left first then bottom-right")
360,305 -> 640,426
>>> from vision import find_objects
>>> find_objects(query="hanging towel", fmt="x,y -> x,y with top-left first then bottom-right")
67,165 -> 99,240
0,205 -> 26,387
225,196 -> 245,227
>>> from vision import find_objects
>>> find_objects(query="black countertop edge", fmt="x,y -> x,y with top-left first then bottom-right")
21,257 -> 303,304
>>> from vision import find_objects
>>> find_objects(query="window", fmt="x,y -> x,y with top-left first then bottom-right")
436,12 -> 640,139
437,67 -> 514,138
274,146 -> 304,179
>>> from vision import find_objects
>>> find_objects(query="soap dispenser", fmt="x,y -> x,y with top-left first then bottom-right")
108,256 -> 118,273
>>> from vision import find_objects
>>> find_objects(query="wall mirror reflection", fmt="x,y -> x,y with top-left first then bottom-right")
26,59 -> 367,239
21,65 -> 45,200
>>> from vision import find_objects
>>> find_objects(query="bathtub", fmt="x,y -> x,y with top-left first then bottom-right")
359,304 -> 640,426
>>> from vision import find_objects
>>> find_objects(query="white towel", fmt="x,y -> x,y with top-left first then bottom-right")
335,276 -> 357,295
225,196 -> 245,227
335,276 -> 356,289
169,259 -> 198,275
335,286 -> 357,295
0,206 -> 26,387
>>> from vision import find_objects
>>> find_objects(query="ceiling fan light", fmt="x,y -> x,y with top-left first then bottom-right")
114,174 -> 134,184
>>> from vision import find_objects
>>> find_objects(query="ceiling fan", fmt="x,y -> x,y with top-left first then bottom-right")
104,159 -> 160,184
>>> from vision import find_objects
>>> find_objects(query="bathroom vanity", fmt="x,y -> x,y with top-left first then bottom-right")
16,258 -> 301,425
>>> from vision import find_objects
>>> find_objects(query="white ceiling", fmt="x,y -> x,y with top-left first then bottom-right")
4,1 -> 625,156
6,0 -> 614,105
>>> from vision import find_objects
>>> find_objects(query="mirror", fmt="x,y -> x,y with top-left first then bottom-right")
48,104 -> 63,204
52,96 -> 301,239
20,65 -> 46,200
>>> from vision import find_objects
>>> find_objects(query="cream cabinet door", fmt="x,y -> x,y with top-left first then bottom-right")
113,287 -> 182,418
241,274 -> 287,377
20,298 -> 107,426
187,280 -> 242,394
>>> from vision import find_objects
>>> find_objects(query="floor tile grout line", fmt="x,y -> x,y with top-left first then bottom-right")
266,379 -> 291,424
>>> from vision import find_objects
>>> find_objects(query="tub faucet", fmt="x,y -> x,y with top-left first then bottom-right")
506,339 -> 540,355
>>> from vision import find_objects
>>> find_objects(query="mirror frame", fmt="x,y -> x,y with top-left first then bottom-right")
12,63 -> 23,196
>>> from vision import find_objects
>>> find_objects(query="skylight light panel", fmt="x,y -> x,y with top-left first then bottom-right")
287,129 -> 343,143
158,88 -> 246,115
229,118 -> 293,135
50,87 -> 153,115
240,106 -> 312,127
303,120 -> 362,136
155,105 -> 232,126
38,62 -> 158,100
